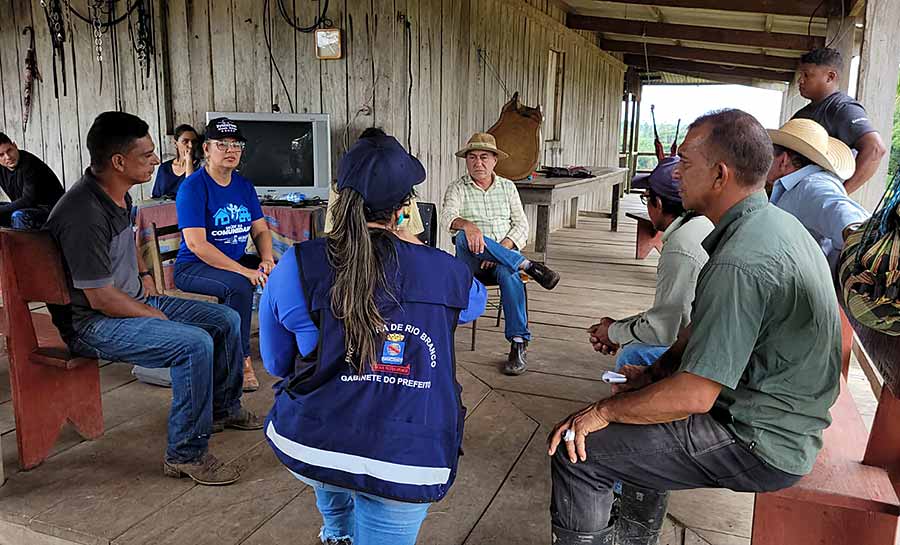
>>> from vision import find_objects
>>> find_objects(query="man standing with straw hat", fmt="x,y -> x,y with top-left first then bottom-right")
767,118 -> 869,269
442,132 -> 560,376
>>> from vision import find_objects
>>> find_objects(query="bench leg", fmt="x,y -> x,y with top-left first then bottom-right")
752,494 -> 899,545
569,197 -> 579,229
470,319 -> 477,351
10,361 -> 103,470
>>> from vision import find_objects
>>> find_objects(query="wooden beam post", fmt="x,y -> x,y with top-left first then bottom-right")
582,0 -> 831,18
601,39 -> 799,71
853,0 -> 900,210
568,15 -> 826,51
625,55 -> 795,82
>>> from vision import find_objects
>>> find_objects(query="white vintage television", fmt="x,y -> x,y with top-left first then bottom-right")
205,112 -> 332,199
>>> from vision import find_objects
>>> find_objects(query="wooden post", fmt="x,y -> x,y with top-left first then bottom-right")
853,0 -> 900,211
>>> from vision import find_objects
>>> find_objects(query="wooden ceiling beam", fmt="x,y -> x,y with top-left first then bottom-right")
624,54 -> 795,82
601,39 -> 799,71
568,15 -> 825,51
583,0 -> 833,18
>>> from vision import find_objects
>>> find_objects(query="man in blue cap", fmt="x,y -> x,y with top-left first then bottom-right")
588,156 -> 713,369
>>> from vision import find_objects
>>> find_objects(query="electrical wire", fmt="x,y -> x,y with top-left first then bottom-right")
276,0 -> 332,33
263,0 -> 296,113
406,18 -> 412,151
807,0 -> 828,38
824,0 -> 847,50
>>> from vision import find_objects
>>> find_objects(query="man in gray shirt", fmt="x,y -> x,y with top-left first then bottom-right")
588,156 -> 713,369
792,47 -> 887,194
47,111 -> 264,486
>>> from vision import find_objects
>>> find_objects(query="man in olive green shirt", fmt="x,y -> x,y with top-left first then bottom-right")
546,109 -> 841,545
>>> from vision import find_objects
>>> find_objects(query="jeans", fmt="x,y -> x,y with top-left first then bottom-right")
294,474 -> 431,545
0,207 -> 50,229
174,254 -> 261,358
550,413 -> 802,544
614,343 -> 669,371
69,296 -> 244,463
454,231 -> 530,341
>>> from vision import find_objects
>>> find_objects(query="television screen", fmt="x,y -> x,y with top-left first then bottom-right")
234,120 -> 315,187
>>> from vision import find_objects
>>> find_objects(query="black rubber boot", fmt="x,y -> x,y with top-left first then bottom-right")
614,484 -> 670,545
551,523 -> 615,544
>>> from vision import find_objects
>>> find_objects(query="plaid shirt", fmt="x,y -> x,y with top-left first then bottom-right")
440,174 -> 529,250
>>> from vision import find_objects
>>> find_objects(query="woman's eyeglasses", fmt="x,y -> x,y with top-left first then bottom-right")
211,140 -> 246,152
640,193 -> 649,205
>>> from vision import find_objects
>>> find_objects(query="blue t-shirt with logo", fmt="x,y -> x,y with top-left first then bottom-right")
175,168 -> 264,263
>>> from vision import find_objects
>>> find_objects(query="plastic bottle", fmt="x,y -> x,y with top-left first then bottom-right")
252,284 -> 263,311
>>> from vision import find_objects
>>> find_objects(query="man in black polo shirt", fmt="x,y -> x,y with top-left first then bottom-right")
0,132 -> 64,228
46,111 -> 263,486
792,47 -> 887,194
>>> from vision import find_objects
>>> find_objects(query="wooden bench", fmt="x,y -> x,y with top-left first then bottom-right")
0,229 -> 103,471
625,211 -> 663,260
751,315 -> 900,544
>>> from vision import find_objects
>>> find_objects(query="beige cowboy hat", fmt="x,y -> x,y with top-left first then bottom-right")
455,132 -> 510,160
767,118 -> 855,180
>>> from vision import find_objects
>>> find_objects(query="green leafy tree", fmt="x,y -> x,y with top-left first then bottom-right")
889,78 -> 900,179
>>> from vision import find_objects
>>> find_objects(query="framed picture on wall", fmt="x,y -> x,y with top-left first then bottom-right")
315,28 -> 343,60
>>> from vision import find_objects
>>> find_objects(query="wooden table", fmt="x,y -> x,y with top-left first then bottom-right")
513,167 -> 627,258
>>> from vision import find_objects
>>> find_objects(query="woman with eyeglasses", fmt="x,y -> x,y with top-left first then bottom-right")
173,117 -> 273,391
151,124 -> 200,198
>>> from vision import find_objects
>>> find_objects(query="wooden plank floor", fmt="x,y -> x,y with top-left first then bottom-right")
0,195 -> 880,545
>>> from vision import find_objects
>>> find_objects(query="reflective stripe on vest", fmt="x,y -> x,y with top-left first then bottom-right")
267,421 -> 451,486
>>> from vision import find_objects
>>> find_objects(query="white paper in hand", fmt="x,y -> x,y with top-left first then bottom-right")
602,371 -> 627,384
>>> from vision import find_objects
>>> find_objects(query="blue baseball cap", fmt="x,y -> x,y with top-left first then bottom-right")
633,156 -> 681,203
337,135 -> 426,211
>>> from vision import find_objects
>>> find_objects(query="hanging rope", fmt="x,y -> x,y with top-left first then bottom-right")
477,49 -> 511,97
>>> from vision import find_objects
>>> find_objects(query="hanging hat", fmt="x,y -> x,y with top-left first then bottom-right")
455,132 -> 510,160
337,134 -> 426,211
767,119 -> 855,180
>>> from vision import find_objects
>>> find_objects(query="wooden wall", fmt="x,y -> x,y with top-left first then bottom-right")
0,0 -> 167,199
0,0 -> 625,248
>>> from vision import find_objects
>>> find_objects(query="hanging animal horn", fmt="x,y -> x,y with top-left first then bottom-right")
22,26 -> 42,134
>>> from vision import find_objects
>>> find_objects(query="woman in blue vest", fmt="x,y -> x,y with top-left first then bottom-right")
174,117 -> 274,392
259,133 -> 486,545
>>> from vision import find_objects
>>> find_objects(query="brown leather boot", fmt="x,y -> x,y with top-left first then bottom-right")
242,356 -> 259,392
163,453 -> 240,486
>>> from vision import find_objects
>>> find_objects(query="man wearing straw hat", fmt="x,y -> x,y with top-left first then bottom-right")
767,118 -> 869,269
441,132 -> 560,376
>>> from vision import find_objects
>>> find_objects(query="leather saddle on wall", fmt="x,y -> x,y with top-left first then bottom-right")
487,92 -> 543,180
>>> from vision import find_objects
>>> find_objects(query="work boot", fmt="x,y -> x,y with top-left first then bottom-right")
551,523 -> 614,544
242,356 -> 260,392
524,261 -> 560,290
504,340 -> 528,375
163,452 -> 240,486
614,483 -> 670,545
213,407 -> 265,433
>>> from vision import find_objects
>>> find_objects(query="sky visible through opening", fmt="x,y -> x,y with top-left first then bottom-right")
641,84 -> 786,129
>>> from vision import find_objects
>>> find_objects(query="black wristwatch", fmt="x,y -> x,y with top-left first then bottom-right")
139,271 -> 153,278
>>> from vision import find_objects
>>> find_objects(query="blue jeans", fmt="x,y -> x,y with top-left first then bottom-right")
454,231 -> 530,341
174,254 -> 261,358
1,207 -> 49,229
69,296 -> 244,463
294,474 -> 431,545
614,343 -> 669,371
